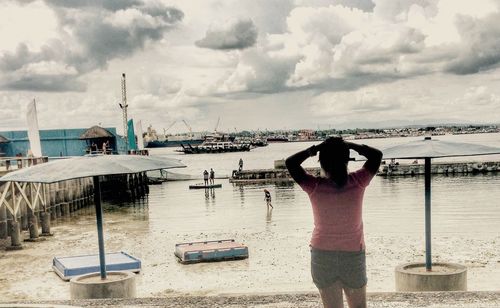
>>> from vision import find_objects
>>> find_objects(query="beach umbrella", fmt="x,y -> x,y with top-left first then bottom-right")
0,154 -> 185,279
381,136 -> 500,270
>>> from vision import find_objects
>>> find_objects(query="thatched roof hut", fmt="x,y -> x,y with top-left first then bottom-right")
0,135 -> 9,143
80,126 -> 114,139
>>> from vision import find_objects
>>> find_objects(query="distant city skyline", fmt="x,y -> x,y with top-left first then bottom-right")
1,0 -> 500,134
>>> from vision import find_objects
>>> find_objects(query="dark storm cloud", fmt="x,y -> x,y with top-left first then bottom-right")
0,1 -> 184,92
446,14 -> 500,75
0,42 -> 66,72
41,0 -> 142,11
299,0 -> 375,12
8,0 -> 142,10
195,19 -> 258,50
4,75 -> 86,92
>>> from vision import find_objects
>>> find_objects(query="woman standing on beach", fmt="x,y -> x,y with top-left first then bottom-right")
285,137 -> 382,308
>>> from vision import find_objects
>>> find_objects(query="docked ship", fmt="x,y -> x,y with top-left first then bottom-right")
180,133 -> 251,154
266,135 -> 289,142
144,125 -> 203,148
233,136 -> 268,147
145,138 -> 204,148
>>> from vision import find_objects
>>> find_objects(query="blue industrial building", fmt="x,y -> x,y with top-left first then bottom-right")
0,127 -> 125,157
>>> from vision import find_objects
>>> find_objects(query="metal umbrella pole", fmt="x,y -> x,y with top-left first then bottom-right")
424,157 -> 432,271
93,176 -> 107,279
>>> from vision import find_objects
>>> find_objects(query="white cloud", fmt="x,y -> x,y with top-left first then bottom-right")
459,86 -> 500,107
2,0 -> 500,132
0,1 -> 58,52
0,1 -> 184,92
105,8 -> 159,29
206,0 -> 500,96
20,61 -> 78,76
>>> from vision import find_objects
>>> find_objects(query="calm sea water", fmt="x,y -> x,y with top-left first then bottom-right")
147,133 -> 500,235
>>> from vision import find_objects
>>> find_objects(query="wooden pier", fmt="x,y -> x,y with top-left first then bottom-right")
0,157 -> 150,251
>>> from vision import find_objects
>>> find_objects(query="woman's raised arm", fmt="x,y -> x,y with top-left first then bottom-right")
346,142 -> 383,174
285,145 -> 318,184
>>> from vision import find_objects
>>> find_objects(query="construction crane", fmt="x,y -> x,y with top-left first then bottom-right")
214,116 -> 221,133
163,121 -> 177,136
182,120 -> 193,139
118,73 -> 128,151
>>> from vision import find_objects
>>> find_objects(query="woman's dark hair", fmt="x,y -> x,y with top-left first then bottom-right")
318,138 -> 350,187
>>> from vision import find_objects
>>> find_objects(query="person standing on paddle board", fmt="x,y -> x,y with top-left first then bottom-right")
286,137 -> 382,308
203,170 -> 209,186
209,168 -> 215,185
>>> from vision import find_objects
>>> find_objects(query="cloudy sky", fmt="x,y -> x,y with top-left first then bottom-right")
1,0 -> 500,134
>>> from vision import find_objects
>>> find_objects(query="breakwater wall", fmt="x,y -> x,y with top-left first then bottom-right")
229,161 -> 500,183
0,160 -> 150,250
377,161 -> 500,176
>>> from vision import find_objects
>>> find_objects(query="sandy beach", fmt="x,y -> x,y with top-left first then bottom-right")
0,206 -> 499,300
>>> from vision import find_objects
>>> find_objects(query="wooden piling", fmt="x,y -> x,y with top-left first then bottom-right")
26,211 -> 42,242
21,202 -> 28,231
0,202 -> 7,239
6,220 -> 22,250
40,211 -> 53,236
62,202 -> 70,217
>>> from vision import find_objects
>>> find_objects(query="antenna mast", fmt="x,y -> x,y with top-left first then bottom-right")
119,73 -> 128,151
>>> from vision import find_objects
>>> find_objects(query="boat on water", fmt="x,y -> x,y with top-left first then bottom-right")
180,132 -> 251,154
266,135 -> 289,142
234,136 -> 268,147
146,139 -> 204,148
143,124 -> 204,148
181,141 -> 251,154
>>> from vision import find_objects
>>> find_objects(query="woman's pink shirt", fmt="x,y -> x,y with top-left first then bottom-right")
298,167 -> 375,252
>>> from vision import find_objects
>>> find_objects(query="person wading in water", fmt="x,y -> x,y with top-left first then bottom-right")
286,137 -> 382,308
264,189 -> 273,210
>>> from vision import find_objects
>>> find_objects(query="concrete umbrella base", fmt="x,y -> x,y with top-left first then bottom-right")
395,262 -> 467,291
70,271 -> 136,299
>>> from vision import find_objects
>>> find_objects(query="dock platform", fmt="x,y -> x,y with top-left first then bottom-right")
188,183 -> 222,189
229,168 -> 320,184
175,239 -> 248,264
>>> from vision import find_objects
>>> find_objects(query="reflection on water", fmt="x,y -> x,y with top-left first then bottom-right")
102,172 -> 500,237
102,150 -> 500,237
266,208 -> 273,232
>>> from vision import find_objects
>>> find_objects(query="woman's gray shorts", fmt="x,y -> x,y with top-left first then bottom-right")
311,248 -> 367,289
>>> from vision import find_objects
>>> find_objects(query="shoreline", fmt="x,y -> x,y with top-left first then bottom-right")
1,291 -> 499,307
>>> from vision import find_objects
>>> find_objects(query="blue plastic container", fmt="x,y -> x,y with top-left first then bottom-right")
53,251 -> 141,281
